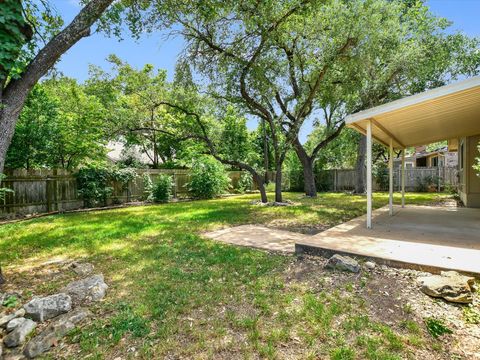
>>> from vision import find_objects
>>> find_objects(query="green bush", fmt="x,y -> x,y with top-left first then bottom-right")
142,173 -> 154,201
153,174 -> 173,203
111,168 -> 137,191
76,165 -> 114,208
236,172 -> 253,193
0,174 -> 14,202
187,157 -> 230,199
414,175 -> 438,192
373,164 -> 389,191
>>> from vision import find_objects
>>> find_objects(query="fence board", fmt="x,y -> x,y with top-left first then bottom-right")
0,168 -> 250,218
1,167 -> 459,218
317,167 -> 458,192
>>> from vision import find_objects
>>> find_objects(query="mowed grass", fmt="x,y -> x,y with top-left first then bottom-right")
0,192 -> 449,359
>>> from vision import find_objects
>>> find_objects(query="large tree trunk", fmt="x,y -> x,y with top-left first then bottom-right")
354,135 -> 367,194
293,139 -> 317,197
0,266 -> 5,285
0,0 -> 114,173
274,163 -> 283,203
252,172 -> 268,203
302,157 -> 316,197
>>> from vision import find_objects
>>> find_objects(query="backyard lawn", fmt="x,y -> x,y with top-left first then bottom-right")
0,192 -> 463,359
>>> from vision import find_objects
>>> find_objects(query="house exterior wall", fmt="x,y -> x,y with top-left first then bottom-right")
458,135 -> 480,208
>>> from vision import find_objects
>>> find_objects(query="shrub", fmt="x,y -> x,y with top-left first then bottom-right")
153,174 -> 173,203
112,167 -> 137,203
373,163 -> 389,191
414,175 -> 438,192
0,174 -> 14,202
142,173 -> 154,201
187,157 -> 230,199
236,172 -> 253,193
111,168 -> 137,191
76,165 -> 114,208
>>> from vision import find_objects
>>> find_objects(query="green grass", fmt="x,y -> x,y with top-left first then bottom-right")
0,192 -> 448,358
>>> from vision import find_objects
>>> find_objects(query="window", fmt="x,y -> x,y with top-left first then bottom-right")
431,156 -> 438,167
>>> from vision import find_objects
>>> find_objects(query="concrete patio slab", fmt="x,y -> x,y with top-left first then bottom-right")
204,225 -> 307,253
296,206 -> 480,275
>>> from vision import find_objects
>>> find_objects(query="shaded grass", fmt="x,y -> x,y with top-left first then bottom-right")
0,192 -> 448,358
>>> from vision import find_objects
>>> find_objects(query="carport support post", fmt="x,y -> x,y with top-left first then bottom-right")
366,120 -> 373,229
401,149 -> 405,208
389,138 -> 393,216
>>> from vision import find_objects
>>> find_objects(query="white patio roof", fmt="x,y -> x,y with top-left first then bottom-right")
345,76 -> 480,149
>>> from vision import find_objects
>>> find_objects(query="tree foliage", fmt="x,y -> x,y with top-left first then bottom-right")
6,78 -> 109,169
187,156 -> 231,199
140,0 -> 479,199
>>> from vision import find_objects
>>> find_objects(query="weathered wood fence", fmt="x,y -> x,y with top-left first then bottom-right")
316,167 -> 458,192
0,169 -> 245,218
0,167 -> 458,218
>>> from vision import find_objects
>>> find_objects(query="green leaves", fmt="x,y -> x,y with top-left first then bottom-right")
187,156 -> 231,199
6,79 -> 110,170
0,0 -> 64,80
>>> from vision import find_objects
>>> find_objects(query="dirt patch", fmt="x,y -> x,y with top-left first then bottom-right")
283,255 -> 480,360
2,254 -> 479,359
267,219 -> 329,235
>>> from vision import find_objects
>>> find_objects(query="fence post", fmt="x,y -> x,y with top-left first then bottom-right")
46,177 -> 52,213
173,172 -> 178,198
438,166 -> 441,192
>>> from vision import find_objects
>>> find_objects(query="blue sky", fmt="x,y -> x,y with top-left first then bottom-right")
51,0 -> 480,140
53,0 -> 480,81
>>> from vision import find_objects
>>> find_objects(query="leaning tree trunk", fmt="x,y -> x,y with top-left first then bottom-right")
0,0 -> 114,173
252,172 -> 268,203
296,151 -> 316,197
354,135 -> 366,194
0,106 -> 21,174
293,138 -> 317,197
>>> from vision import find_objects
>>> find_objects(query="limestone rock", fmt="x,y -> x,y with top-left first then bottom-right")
3,319 -> 36,348
0,310 -> 26,329
418,271 -> 475,304
3,350 -> 26,360
364,261 -> 376,270
325,254 -> 360,273
70,262 -> 94,277
0,314 -> 18,329
24,308 -> 90,358
23,294 -> 71,322
61,274 -> 107,305
6,318 -> 27,333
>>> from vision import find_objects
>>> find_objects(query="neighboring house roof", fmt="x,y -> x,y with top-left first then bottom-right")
345,76 -> 480,148
106,142 -> 152,164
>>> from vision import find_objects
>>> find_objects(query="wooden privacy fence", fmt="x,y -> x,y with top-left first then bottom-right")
316,167 -> 458,192
0,169 -> 246,218
1,167 -> 458,217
